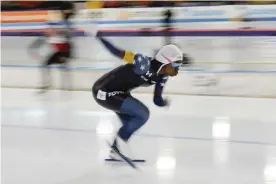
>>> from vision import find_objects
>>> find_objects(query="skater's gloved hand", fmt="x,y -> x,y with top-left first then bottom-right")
153,96 -> 169,107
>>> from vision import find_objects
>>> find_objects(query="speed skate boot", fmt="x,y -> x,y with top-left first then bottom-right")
106,136 -> 145,165
108,136 -> 133,160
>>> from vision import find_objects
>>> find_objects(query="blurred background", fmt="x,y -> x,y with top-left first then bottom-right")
2,3 -> 276,184
1,1 -> 276,96
2,1 -> 276,10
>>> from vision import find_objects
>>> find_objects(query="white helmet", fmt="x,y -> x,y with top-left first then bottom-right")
154,44 -> 183,73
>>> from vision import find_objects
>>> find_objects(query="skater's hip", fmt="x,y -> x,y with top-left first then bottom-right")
92,85 -> 129,112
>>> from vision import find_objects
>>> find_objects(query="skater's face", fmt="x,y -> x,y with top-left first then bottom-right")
162,64 -> 179,77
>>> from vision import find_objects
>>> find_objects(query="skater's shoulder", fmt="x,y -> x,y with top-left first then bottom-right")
131,53 -> 151,75
123,51 -> 150,64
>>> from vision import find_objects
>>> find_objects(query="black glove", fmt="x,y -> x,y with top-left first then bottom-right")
153,96 -> 169,107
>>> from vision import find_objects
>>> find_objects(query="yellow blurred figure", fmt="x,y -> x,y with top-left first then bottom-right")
86,1 -> 104,9
248,0 -> 276,4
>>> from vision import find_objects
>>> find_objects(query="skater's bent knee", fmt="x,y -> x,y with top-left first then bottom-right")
138,107 -> 150,124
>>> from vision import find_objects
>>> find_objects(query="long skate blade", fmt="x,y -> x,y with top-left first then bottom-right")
107,142 -> 137,169
111,146 -> 137,169
105,158 -> 146,163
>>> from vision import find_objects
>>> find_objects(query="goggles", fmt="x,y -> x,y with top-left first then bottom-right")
171,54 -> 192,68
172,60 -> 183,68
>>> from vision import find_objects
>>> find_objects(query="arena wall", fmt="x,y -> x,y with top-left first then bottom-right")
1,5 -> 276,98
1,66 -> 276,98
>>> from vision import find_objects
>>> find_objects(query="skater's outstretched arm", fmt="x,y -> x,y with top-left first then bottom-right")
29,37 -> 45,50
153,75 -> 169,107
28,36 -> 46,58
97,36 -> 135,64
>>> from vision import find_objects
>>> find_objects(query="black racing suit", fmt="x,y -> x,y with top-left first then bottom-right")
92,37 -> 169,112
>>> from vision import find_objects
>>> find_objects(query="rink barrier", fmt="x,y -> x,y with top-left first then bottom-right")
1,67 -> 276,98
1,10 -> 48,23
2,64 -> 276,74
2,36 -> 275,68
1,5 -> 276,33
1,17 -> 276,27
1,29 -> 276,36
1,5 -> 276,25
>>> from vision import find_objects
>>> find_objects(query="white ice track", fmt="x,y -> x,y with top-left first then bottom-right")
1,88 -> 276,184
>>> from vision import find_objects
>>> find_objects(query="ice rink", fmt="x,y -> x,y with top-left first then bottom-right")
1,88 -> 276,184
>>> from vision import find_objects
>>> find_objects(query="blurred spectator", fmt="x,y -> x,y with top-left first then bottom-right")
103,1 -> 121,8
86,1 -> 104,9
163,9 -> 173,45
1,1 -> 80,11
2,1 -> 276,11
82,1 -> 276,9
248,0 -> 276,4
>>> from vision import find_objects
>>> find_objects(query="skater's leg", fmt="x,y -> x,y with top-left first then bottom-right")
92,88 -> 148,159
41,52 -> 60,89
59,49 -> 72,90
60,58 -> 71,90
117,96 -> 150,142
108,96 -> 149,161
116,112 -> 131,125
111,113 -> 131,148
109,96 -> 149,144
